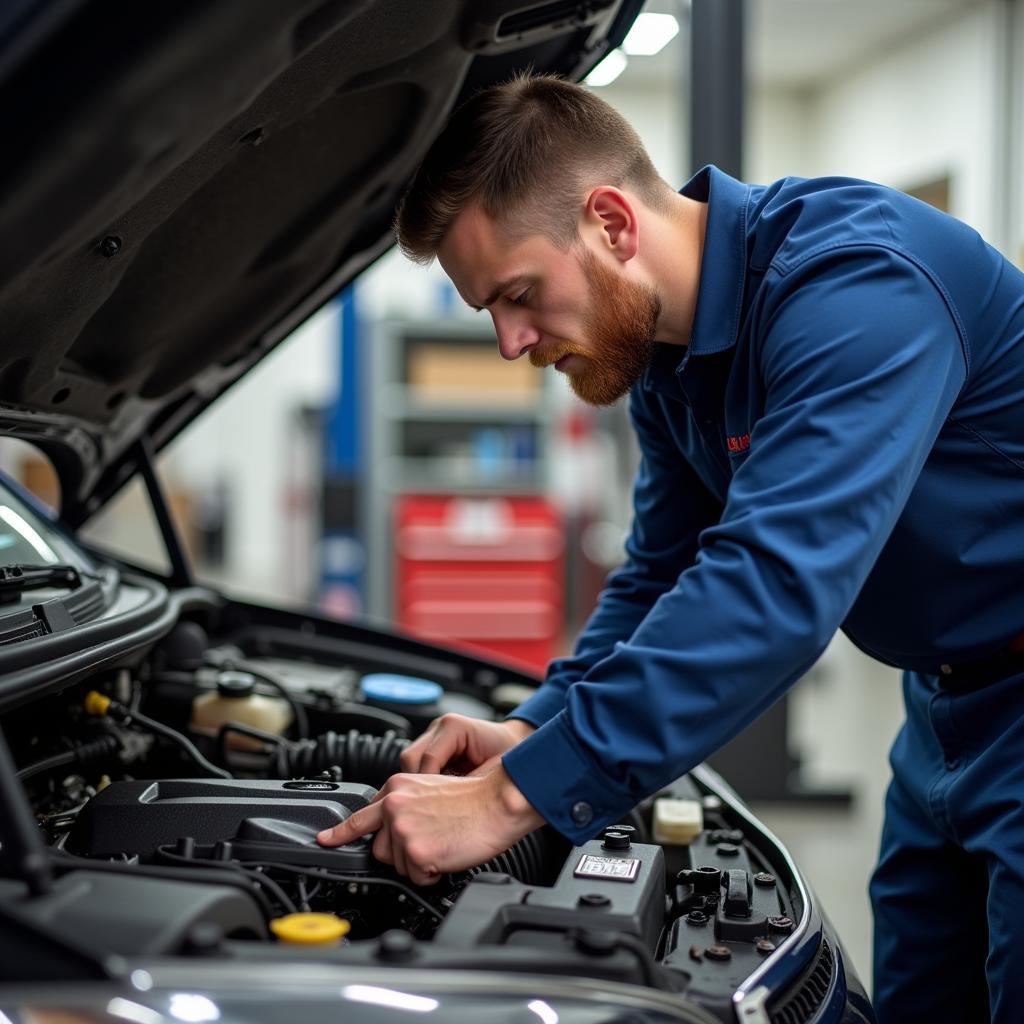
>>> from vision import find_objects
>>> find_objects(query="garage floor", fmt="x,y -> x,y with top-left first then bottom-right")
750,638 -> 906,996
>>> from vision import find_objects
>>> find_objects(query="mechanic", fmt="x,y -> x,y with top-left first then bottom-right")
318,74 -> 1024,1023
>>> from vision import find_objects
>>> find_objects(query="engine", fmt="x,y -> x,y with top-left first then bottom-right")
2,610 -> 808,1021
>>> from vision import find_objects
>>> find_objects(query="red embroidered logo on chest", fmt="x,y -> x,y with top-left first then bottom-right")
727,434 -> 751,453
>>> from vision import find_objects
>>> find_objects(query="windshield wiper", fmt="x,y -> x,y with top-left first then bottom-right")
0,564 -> 83,604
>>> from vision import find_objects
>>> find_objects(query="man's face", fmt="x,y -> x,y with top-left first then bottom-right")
437,204 -> 661,407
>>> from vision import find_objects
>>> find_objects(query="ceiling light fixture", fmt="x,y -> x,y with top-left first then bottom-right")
622,12 -> 680,55
584,48 -> 628,87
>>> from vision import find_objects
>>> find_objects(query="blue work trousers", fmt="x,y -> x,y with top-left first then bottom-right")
871,668 -> 1024,1023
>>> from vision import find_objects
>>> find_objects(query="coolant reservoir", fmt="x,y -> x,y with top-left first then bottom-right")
359,672 -> 443,731
191,670 -> 292,750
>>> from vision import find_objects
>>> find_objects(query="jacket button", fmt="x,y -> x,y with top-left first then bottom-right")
571,801 -> 593,827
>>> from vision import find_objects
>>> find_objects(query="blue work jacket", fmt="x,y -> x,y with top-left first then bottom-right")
502,164 -> 1024,844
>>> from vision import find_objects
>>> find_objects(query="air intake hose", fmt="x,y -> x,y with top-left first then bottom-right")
274,727 -> 564,885
273,729 -> 410,789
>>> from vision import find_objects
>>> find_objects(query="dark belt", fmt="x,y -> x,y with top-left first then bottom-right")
935,632 -> 1024,690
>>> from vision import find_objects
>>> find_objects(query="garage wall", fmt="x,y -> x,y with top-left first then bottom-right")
748,2 -> 1009,248
746,87 -> 813,185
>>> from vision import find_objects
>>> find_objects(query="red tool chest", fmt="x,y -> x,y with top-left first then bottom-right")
394,495 -> 564,674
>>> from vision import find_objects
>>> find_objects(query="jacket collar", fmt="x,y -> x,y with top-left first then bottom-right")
684,164 -> 751,357
641,165 -> 751,398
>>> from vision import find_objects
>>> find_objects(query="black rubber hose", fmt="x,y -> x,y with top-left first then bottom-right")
228,662 -> 309,740
155,846 -> 298,915
276,728 -> 565,885
470,828 -> 563,887
17,735 -> 120,782
128,709 -> 232,780
49,849 -> 276,921
274,729 -> 410,789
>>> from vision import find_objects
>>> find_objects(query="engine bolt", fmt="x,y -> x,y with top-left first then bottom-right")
579,893 -> 611,909
756,939 -> 777,955
754,872 -> 777,887
686,910 -> 709,926
768,915 -> 794,934
716,843 -> 740,857
705,945 -> 732,961
602,828 -> 633,851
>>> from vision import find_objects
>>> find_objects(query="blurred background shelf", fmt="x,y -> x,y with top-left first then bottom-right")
365,319 -> 560,672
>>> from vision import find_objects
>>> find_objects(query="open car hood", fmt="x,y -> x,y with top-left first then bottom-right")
0,0 -> 642,525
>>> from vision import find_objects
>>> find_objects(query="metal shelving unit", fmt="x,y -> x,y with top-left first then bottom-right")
365,318 -> 553,621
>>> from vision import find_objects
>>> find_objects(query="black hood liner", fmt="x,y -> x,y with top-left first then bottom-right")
0,0 -> 641,525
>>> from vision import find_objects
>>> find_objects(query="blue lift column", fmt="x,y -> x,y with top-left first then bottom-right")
319,287 -> 367,617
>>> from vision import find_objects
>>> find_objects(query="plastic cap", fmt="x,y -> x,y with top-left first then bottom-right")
360,674 -> 442,706
84,691 -> 111,716
653,798 -> 704,845
270,913 -> 351,946
216,670 -> 257,698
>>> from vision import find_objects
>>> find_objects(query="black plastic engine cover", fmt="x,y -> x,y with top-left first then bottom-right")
437,838 -> 666,952
66,778 -> 375,865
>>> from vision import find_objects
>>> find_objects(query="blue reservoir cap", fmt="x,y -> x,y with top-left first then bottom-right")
360,673 -> 443,706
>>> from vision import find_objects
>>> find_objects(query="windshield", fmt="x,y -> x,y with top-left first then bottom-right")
0,474 -> 94,572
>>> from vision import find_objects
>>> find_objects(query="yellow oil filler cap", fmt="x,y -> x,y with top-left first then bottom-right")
270,913 -> 351,946
84,691 -> 112,716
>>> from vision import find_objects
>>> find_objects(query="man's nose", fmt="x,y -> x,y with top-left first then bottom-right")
492,311 -> 539,361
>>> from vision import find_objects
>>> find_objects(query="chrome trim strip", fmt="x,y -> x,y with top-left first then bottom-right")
689,763 -> 815,1021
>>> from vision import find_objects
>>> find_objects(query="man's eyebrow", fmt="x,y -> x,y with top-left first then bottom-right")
469,275 -> 526,312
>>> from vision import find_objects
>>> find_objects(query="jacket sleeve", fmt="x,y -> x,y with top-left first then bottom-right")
502,248 -> 968,843
508,386 -> 724,727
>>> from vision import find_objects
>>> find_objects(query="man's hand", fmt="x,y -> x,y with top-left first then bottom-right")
399,713 -> 535,776
315,762 -> 544,886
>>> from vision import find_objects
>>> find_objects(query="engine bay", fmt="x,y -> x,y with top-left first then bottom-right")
1,595 -> 815,1022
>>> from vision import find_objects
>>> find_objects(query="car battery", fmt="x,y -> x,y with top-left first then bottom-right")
395,495 -> 564,673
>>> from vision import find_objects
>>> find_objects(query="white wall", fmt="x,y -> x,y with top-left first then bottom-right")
750,2 -> 1007,246
161,302 -> 340,601
747,87 -> 813,185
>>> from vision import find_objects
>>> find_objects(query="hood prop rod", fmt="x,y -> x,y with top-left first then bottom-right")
0,725 -> 53,897
136,434 -> 193,588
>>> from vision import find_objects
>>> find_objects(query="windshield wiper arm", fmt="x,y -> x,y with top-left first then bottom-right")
0,564 -> 82,604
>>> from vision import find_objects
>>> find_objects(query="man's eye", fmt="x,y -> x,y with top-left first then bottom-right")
511,288 -> 531,306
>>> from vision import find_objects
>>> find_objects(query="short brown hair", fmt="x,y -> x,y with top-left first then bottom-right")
395,73 -> 672,264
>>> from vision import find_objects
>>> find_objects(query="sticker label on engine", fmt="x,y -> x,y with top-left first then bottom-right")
574,854 -> 641,882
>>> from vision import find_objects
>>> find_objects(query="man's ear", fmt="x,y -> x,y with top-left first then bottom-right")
583,187 -> 639,262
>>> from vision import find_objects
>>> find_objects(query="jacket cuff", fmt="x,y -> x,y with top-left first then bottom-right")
503,683 -> 568,728
501,711 -> 631,845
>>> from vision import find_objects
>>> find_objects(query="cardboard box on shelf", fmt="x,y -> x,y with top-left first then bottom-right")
408,344 -> 538,402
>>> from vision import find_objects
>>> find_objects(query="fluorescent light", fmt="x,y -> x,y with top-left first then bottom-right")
585,49 -> 628,87
622,13 -> 680,55
342,986 -> 439,1013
